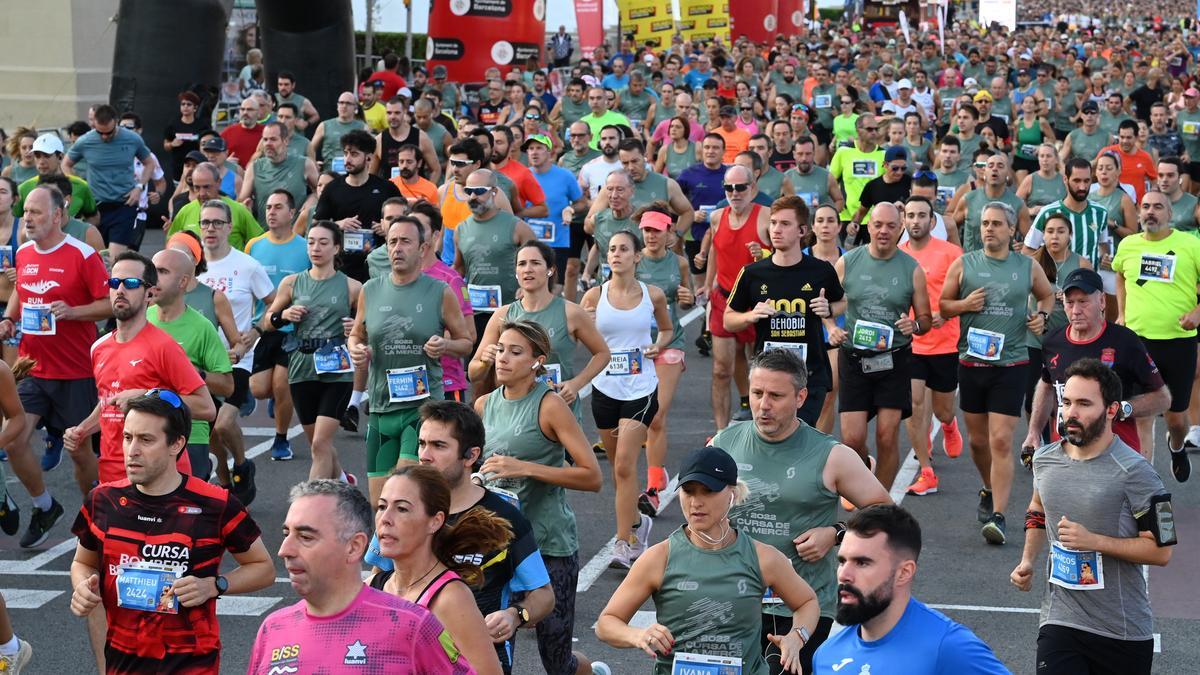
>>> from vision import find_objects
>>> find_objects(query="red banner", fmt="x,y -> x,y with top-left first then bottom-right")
779,0 -> 807,34
574,0 -> 604,60
426,0 -> 546,81
730,0 -> 779,44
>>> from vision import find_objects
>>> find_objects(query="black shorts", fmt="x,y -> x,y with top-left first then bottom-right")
1035,624 -> 1152,675
18,376 -> 98,436
838,347 -> 913,418
221,369 -> 252,409
97,202 -> 140,247
553,246 -> 572,284
251,330 -> 289,374
1012,155 -> 1039,173
685,238 -> 705,277
569,217 -> 589,259
1188,161 -> 1200,182
811,124 -> 833,147
910,352 -> 959,392
591,387 -> 659,429
1140,337 -> 1197,412
798,386 -> 827,426
958,362 -> 1028,416
289,380 -> 354,425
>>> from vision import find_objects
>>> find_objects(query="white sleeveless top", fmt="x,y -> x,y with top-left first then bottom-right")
593,280 -> 658,401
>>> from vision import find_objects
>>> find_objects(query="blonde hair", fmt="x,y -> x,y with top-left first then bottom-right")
5,127 -> 34,160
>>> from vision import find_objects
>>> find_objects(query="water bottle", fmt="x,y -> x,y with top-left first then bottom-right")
591,662 -> 612,675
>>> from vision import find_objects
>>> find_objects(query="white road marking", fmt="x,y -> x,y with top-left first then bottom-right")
927,603 -> 1039,614
0,588 -> 63,608
215,596 -> 282,616
244,425 -> 305,461
241,426 -> 293,437
0,537 -> 78,574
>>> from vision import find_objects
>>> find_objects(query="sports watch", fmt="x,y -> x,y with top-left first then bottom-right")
214,575 -> 229,597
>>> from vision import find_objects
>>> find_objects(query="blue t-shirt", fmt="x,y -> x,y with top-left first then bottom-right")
684,69 -> 712,91
813,598 -> 1009,674
66,127 -> 150,202
529,165 -> 582,249
245,233 -> 311,326
675,163 -> 728,239
601,73 -> 630,91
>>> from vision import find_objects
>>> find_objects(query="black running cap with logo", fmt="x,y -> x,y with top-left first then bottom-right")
1061,267 -> 1104,294
677,446 -> 738,491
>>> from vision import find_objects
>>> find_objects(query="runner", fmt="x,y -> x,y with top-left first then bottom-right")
165,162 -> 264,251
596,446 -> 821,675
804,204 -> 847,435
585,138 -> 694,245
0,357 -> 32,672
584,171 -> 637,285
834,202 -> 933,493
941,201 -> 1055,545
237,122 -> 316,221
476,320 -> 603,675
1060,100 -> 1110,164
375,96 -> 440,183
307,91 -> 368,170
68,391 -> 273,674
1011,359 -> 1175,675
712,349 -> 892,674
783,136 -> 844,215
436,138 -> 516,275
898,196 -> 965,497
1016,145 -> 1068,218
1023,158 -> 1111,270
524,133 -> 586,294
830,114 -> 885,228
13,133 -> 97,222
952,151 -> 1031,252
260,220 -> 362,482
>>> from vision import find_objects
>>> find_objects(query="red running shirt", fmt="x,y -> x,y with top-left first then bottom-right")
713,203 -> 767,292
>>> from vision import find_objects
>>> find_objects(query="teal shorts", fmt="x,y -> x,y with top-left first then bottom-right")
366,408 -> 422,477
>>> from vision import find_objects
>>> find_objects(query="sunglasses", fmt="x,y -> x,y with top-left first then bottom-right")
861,126 -> 878,132
913,169 -> 936,180
841,100 -> 854,104
146,388 -> 183,408
889,163 -> 907,172
974,161 -> 988,168
448,158 -> 474,168
107,277 -> 148,290
723,183 -> 750,193
525,113 -> 541,120
463,186 -> 492,197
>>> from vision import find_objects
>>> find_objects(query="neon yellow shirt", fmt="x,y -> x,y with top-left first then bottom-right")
1111,229 -> 1200,339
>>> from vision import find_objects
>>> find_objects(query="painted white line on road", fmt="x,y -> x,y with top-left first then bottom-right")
244,425 -> 305,461
577,474 -> 680,595
889,450 -> 920,505
927,603 -> 1039,614
0,537 -> 77,574
241,426 -> 292,437
0,588 -> 63,608
216,596 -> 282,616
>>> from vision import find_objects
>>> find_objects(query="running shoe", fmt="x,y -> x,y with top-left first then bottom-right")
269,438 -> 293,461
629,514 -> 653,559
19,498 -> 63,549
609,538 -> 635,569
906,467 -> 939,496
695,333 -> 711,357
231,459 -> 257,506
638,488 -> 661,518
942,419 -> 963,458
1171,448 -> 1192,483
981,513 -> 1007,545
345,472 -> 358,486
977,488 -> 993,523
1184,425 -> 1200,449
239,397 -> 257,417
40,433 -> 64,472
0,493 -> 19,536
341,405 -> 360,433
0,448 -> 7,462
732,406 -> 753,422
0,638 -> 32,674
593,440 -> 607,457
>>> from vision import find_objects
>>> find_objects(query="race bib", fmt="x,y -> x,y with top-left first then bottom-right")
528,219 -> 556,242
700,204 -> 718,222
600,263 -> 612,281
1019,144 -> 1039,157
797,191 -> 817,207
21,303 -> 55,336
1049,541 -> 1105,590
390,166 -> 401,180
994,113 -> 1010,123
386,365 -> 431,402
343,230 -> 367,252
764,340 -> 808,363
935,186 -> 955,208
331,155 -> 346,175
814,94 -> 832,109
851,160 -> 878,179
851,320 -> 893,351
1183,120 -> 1200,136
965,326 -> 1005,361
314,344 -> 354,373
761,586 -> 784,605
468,284 -> 502,311
671,652 -> 742,674
115,561 -> 182,614
942,97 -> 956,110
537,363 -> 563,387
607,349 -> 644,376
0,246 -> 12,269
1138,253 -> 1175,282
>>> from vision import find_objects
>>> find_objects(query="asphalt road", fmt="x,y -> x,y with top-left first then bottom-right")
2,237 -> 1198,673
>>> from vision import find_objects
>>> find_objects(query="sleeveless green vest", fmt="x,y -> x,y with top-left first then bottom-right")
456,211 -> 520,305
361,273 -> 448,411
636,251 -> 685,350
958,250 -> 1034,366
287,271 -> 353,383
841,246 -> 919,351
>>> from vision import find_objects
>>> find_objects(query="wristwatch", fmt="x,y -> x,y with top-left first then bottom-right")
214,575 -> 229,597
1119,400 -> 1134,421
512,603 -> 530,627
792,625 -> 811,646
833,521 -> 847,546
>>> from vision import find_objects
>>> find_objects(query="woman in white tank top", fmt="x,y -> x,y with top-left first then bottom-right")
581,229 -> 674,570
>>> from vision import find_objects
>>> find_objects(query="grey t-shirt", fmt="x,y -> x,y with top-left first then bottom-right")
1032,436 -> 1167,641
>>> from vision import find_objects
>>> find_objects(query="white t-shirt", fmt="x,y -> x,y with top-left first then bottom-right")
197,248 -> 274,371
578,157 -> 622,198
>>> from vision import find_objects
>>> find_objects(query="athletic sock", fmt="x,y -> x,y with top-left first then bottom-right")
31,491 -> 52,511
647,466 -> 668,491
275,433 -> 287,444
739,396 -> 750,409
348,390 -> 365,408
0,635 -> 19,655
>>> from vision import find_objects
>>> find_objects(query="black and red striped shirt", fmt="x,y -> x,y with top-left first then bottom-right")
71,475 -> 261,675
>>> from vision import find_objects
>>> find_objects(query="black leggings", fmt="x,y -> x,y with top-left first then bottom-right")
760,613 -> 834,675
536,553 -> 580,674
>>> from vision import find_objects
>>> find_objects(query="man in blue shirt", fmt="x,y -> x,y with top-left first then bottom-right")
524,134 -> 584,294
601,58 -> 631,92
683,54 -> 716,92
814,505 -> 1009,674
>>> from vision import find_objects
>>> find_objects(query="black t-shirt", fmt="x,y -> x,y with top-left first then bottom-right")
981,115 -> 1012,144
727,254 -> 844,390
859,174 -> 912,212
314,174 -> 402,280
769,150 -> 797,173
163,117 -> 209,180
1129,84 -> 1165,122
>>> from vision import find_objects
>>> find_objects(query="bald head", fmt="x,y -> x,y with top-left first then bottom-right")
151,248 -> 195,304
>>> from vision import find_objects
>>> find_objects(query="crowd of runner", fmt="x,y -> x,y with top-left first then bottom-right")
0,10 -> 1194,674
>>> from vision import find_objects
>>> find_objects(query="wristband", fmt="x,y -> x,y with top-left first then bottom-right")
270,311 -> 291,329
1024,510 -> 1046,531
0,316 -> 12,324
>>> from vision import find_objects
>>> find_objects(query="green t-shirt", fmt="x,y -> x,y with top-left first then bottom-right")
581,110 -> 631,150
146,305 -> 232,445
169,197 -> 264,252
14,174 -> 97,219
1112,230 -> 1200,340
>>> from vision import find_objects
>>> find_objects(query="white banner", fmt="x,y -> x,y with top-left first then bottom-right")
979,0 -> 1016,31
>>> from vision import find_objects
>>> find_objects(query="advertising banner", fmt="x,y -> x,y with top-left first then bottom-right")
574,0 -> 604,58
426,0 -> 546,81
679,0 -> 732,45
730,0 -> 779,44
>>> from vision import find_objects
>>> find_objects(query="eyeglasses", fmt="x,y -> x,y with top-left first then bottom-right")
1082,110 -> 1098,114
97,127 -> 117,138
973,161 -> 988,168
107,277 -> 148,290
448,158 -> 474,168
723,183 -> 750,193
198,219 -> 228,229
462,186 -> 492,197
146,388 -> 183,408
569,132 -> 589,138
889,163 -> 907,172
740,107 -> 752,112
120,124 -> 137,130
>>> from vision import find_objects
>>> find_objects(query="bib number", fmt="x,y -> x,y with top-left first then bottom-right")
314,344 -> 354,373
1138,253 -> 1175,282
1049,541 -> 1105,590
797,191 -> 817,208
761,586 -> 784,605
851,160 -> 877,179
851,320 -> 893,352
607,349 -> 644,376
537,363 -> 563,387
343,230 -> 367,253
528,219 -> 556,242
763,341 -> 808,364
386,365 -> 431,402
331,155 -> 346,175
671,652 -> 742,674
1019,143 -> 1038,157
814,94 -> 832,109
468,284 -> 502,311
965,326 -> 1005,361
0,246 -> 12,269
1183,120 -> 1200,136
21,303 -> 55,335
116,562 -> 182,614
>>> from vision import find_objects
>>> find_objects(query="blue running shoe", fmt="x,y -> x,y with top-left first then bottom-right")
239,397 -> 257,417
270,437 -> 293,461
41,433 -> 64,472
0,449 -> 7,462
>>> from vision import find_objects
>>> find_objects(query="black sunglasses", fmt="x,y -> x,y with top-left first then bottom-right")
107,277 -> 148,290
723,183 -> 750,193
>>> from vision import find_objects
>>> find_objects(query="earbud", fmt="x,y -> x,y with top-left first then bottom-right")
532,362 -> 539,370
548,271 -> 554,277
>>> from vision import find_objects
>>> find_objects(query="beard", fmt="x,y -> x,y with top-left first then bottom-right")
835,580 -> 894,626
399,168 -> 416,180
1069,187 -> 1089,202
113,302 -> 140,321
468,197 -> 493,215
1063,412 -> 1109,446
601,145 -> 618,158
490,152 -> 505,165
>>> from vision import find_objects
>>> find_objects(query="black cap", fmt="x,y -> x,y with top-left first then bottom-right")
201,136 -> 226,152
719,104 -> 738,117
1061,267 -> 1104,294
184,150 -> 206,164
677,447 -> 738,491
1081,100 -> 1099,113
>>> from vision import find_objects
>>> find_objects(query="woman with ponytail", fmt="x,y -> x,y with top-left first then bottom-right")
370,463 -> 511,675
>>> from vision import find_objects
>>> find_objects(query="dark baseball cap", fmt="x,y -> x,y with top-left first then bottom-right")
719,104 -> 738,117
1061,267 -> 1104,294
201,136 -> 226,152
184,150 -> 206,164
1081,100 -> 1099,113
677,447 -> 738,491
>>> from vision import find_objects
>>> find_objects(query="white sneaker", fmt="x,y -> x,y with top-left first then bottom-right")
629,513 -> 653,559
0,638 -> 32,674
1185,425 -> 1200,449
609,539 -> 635,569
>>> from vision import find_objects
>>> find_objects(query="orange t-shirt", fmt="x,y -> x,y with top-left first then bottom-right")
1097,144 -> 1157,202
714,126 -> 751,164
439,184 -> 472,231
391,176 -> 439,204
900,236 -> 962,356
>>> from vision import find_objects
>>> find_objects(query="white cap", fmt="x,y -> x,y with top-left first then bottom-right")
32,133 -> 64,155
897,78 -> 913,90
398,86 -> 413,99
963,77 -> 979,88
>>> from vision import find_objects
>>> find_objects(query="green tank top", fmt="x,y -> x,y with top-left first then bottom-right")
559,148 -> 601,176
811,83 -> 838,127
636,251 -> 685,350
1067,127 -> 1110,163
1089,188 -> 1126,240
64,218 -> 89,242
784,166 -> 830,210
592,209 -> 636,272
1014,117 -> 1044,160
665,141 -> 695,179
713,420 -> 839,617
1170,192 -> 1199,232
287,271 -> 353,384
456,211 -> 520,305
962,188 -> 1024,252
252,154 -> 308,220
505,296 -> 579,386
1029,172 -> 1067,208
652,527 -> 767,675
481,382 -> 578,556
958,250 -> 1034,366
184,282 -> 218,327
319,118 -> 367,164
633,172 -> 669,209
361,274 -> 447,412
841,246 -> 919,351
757,167 -> 786,201
9,164 -> 36,185
423,122 -> 449,164
903,140 -> 931,166
561,97 -> 590,130
1026,252 -> 1080,347
653,104 -> 676,129
939,88 -> 963,121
